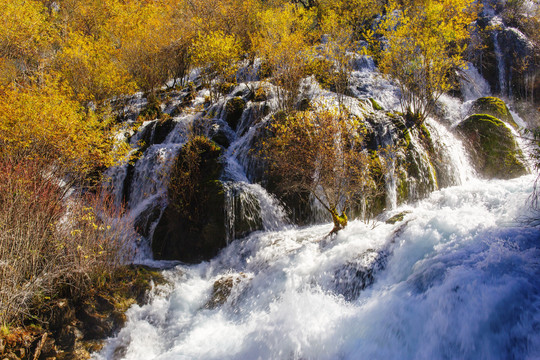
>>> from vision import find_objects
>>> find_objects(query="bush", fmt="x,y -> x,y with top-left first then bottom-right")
0,153 -> 133,326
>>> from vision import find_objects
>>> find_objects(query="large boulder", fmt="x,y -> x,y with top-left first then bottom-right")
225,97 -> 246,130
468,96 -> 517,128
457,114 -> 527,179
152,136 -> 227,263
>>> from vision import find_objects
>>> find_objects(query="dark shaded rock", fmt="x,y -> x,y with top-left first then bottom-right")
297,98 -> 311,111
458,114 -> 527,179
225,97 -> 246,130
210,128 -> 231,149
134,201 -> 163,238
152,116 -> 176,144
332,249 -> 388,301
57,325 -> 82,350
152,136 -> 227,263
225,186 -> 264,240
469,96 -> 517,128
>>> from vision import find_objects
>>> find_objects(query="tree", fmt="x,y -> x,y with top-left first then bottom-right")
54,32 -> 136,106
262,105 -> 391,233
191,30 -> 242,100
252,4 -> 315,110
0,0 -> 55,84
367,0 -> 477,123
310,8 -> 356,108
0,77 -> 129,180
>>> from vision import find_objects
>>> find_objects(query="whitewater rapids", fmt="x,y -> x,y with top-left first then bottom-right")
95,175 -> 540,360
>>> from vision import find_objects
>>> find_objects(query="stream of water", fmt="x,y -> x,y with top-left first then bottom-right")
96,35 -> 540,357
95,174 -> 540,360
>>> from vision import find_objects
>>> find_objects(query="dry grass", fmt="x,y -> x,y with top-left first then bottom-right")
0,152 -> 134,326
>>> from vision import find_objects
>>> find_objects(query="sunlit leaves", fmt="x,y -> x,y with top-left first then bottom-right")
370,0 -> 478,121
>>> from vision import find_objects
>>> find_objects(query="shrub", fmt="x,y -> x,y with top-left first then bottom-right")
0,153 -> 133,326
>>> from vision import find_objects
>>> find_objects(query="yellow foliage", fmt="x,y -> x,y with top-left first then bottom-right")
55,32 -> 136,105
252,4 -> 316,109
0,0 -> 55,82
0,78 -> 129,177
369,0 -> 478,120
191,31 -> 242,99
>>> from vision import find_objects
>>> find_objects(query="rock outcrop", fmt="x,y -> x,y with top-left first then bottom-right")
458,114 -> 527,179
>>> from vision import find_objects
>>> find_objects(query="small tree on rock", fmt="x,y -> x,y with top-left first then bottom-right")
262,105 -> 391,234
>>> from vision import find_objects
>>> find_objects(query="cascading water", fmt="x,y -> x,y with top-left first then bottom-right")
95,173 -> 540,360
96,50 -> 540,358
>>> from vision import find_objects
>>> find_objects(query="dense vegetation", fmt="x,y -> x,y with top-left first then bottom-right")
1,0 -> 539,333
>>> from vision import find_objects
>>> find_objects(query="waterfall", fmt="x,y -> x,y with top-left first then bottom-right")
94,50 -> 540,358
94,175 -> 540,360
493,32 -> 508,97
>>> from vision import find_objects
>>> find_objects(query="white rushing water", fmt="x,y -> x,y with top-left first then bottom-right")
95,174 -> 540,360
97,49 -> 540,358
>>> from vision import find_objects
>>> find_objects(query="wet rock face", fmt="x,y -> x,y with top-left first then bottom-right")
457,114 -> 527,179
204,273 -> 248,309
472,15 -> 539,106
152,136 -> 227,263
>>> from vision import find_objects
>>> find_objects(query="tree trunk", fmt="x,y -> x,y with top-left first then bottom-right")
330,208 -> 348,235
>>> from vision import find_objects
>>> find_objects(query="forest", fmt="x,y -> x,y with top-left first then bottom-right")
1,0 -> 540,359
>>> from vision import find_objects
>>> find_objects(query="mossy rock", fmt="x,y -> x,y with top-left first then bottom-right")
458,114 -> 527,179
385,211 -> 411,224
369,98 -> 384,111
225,97 -> 246,130
138,93 -> 162,121
469,97 -> 517,128
152,136 -> 227,263
204,274 -> 247,309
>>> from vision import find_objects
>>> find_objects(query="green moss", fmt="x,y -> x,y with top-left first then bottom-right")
225,97 -> 246,130
469,97 -> 517,128
458,114 -> 527,179
397,176 -> 409,204
385,211 -> 411,224
369,98 -> 384,111
401,129 -> 411,148
419,123 -> 431,143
